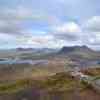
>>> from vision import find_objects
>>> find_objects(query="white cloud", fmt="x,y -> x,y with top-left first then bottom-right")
7,33 -> 81,48
53,22 -> 81,33
2,34 -> 56,48
83,16 -> 100,32
50,22 -> 82,42
1,12 -> 100,49
80,16 -> 100,49
48,18 -> 100,49
0,6 -> 51,35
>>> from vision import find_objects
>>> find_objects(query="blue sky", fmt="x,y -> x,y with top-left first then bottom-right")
0,0 -> 100,49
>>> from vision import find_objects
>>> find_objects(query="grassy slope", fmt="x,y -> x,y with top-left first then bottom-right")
0,72 -> 89,94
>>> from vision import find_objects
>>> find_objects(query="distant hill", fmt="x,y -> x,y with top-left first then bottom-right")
16,47 -> 57,54
16,48 -> 34,51
59,46 -> 93,54
58,46 -> 100,60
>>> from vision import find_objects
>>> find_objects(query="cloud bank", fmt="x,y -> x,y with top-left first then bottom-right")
0,0 -> 100,49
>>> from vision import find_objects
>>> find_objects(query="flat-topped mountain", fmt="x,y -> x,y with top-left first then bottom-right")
59,46 -> 93,54
58,46 -> 100,60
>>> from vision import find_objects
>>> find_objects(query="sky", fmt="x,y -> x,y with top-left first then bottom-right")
0,0 -> 100,49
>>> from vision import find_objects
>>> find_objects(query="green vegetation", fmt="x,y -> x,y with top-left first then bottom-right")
80,79 -> 93,90
0,79 -> 34,94
38,72 -> 78,91
0,72 -> 94,94
19,52 -> 54,60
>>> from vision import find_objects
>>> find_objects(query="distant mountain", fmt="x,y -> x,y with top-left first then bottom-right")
59,45 -> 93,54
16,48 -> 34,51
16,47 -> 57,54
58,45 -> 100,60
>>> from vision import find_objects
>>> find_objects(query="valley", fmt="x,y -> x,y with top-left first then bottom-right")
0,46 -> 100,100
